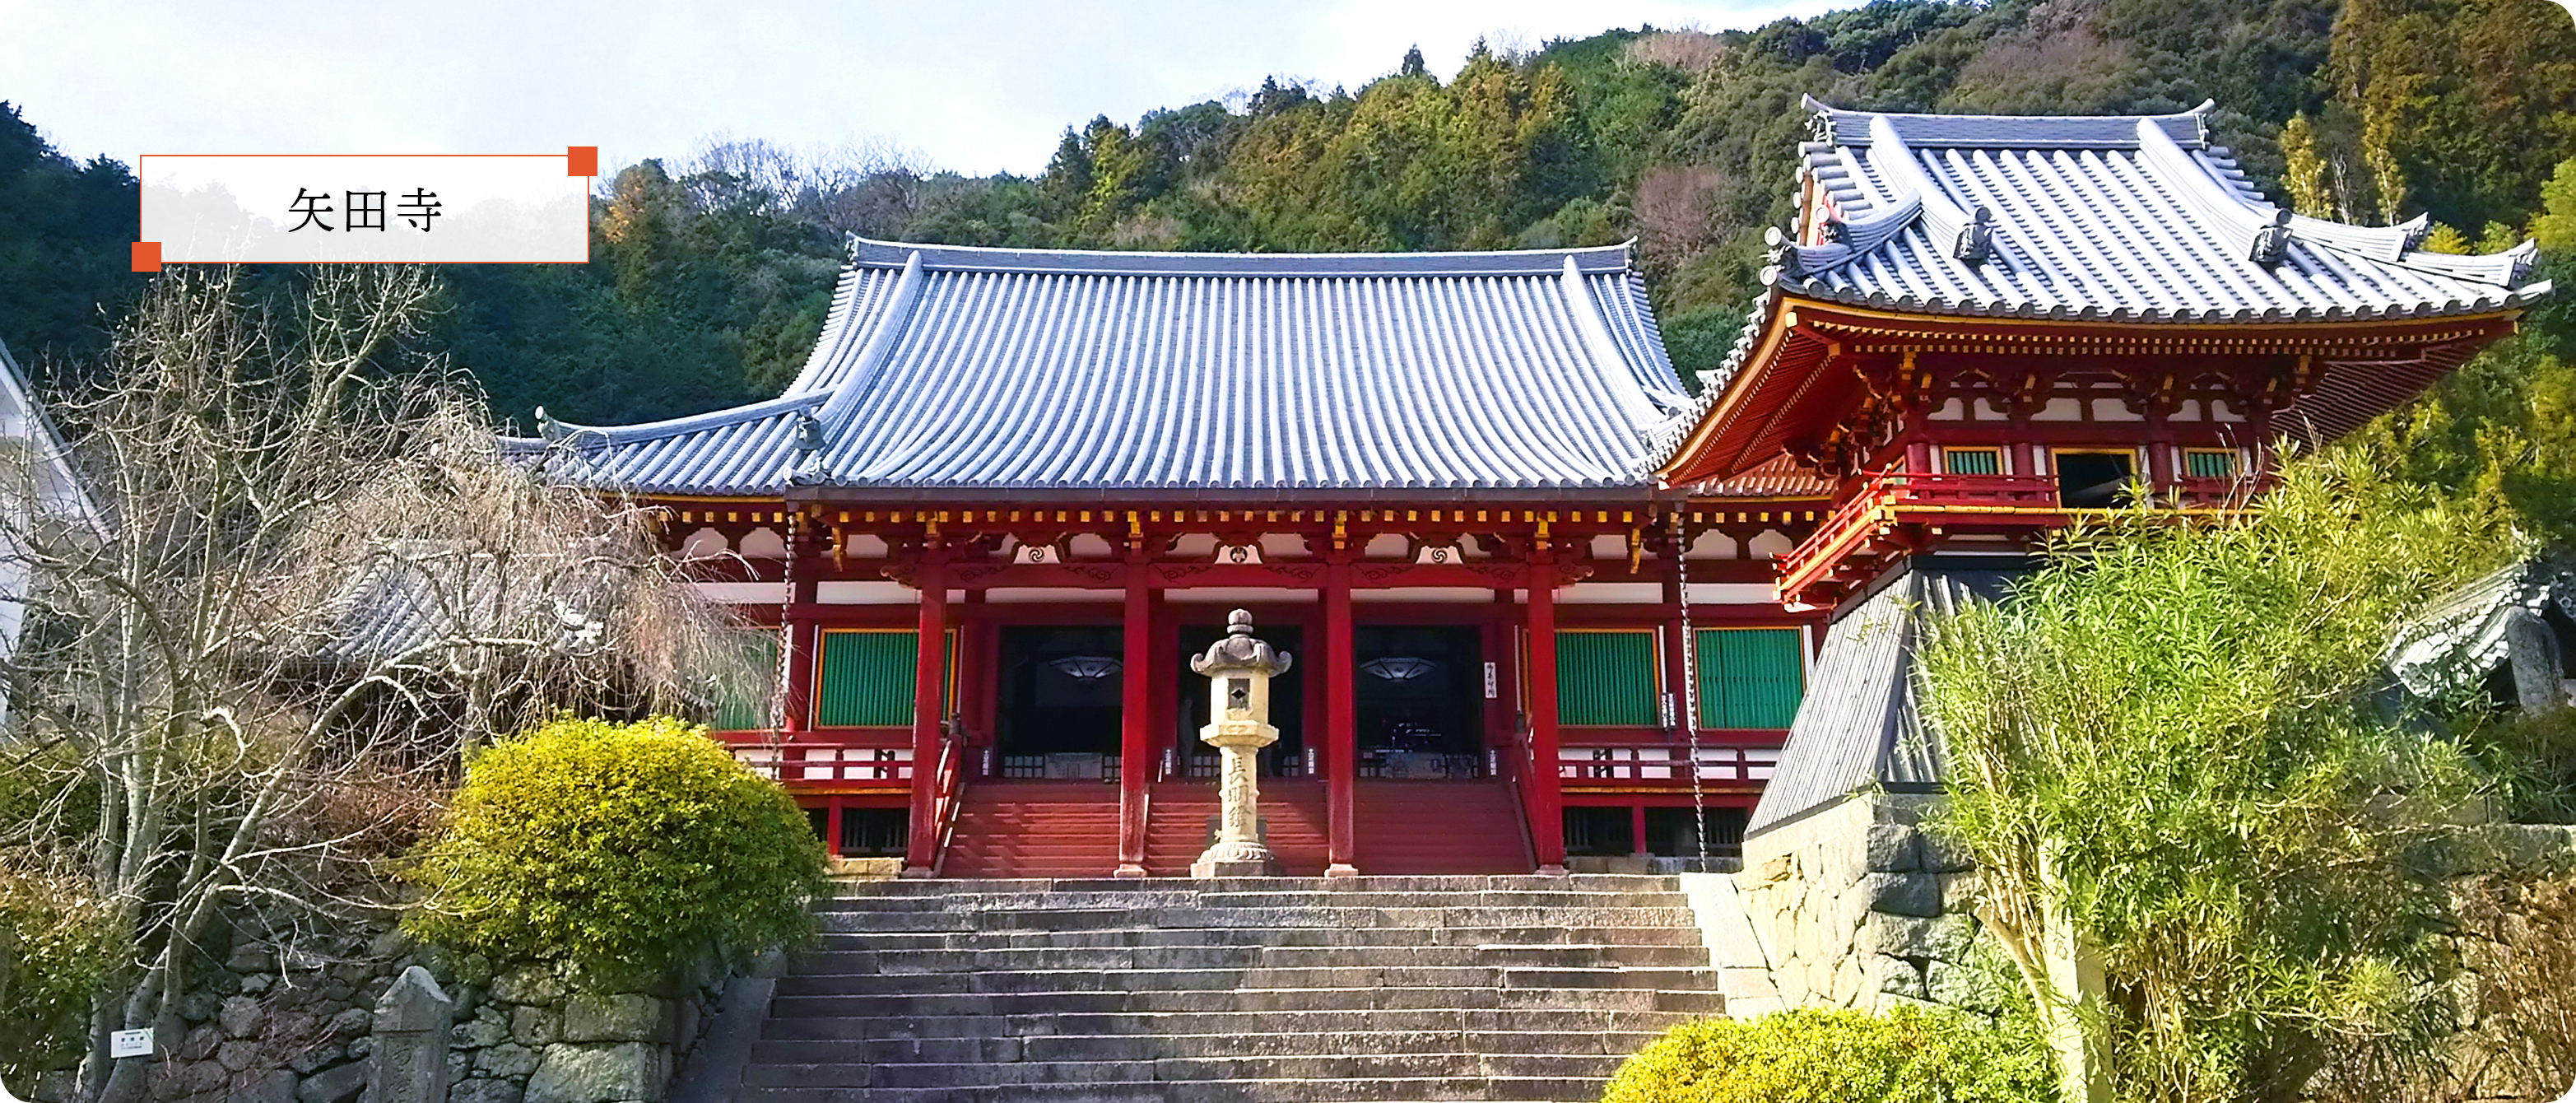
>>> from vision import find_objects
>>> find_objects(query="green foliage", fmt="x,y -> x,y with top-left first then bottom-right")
0,854 -> 121,1085
0,101 -> 142,382
2361,323 -> 2576,548
1921,454 -> 2522,1101
405,715 -> 826,989
1599,1006 -> 2056,1103
2463,706 -> 2576,822
2305,0 -> 2576,228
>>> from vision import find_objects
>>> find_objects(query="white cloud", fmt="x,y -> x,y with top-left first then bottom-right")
0,0 -> 1826,175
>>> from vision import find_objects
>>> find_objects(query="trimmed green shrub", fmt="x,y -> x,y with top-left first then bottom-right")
1,854 -> 120,1087
406,715 -> 826,988
1600,1006 -> 2055,1103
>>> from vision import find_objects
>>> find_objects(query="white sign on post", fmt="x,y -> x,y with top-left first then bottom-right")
109,1028 -> 154,1059
1483,661 -> 1498,699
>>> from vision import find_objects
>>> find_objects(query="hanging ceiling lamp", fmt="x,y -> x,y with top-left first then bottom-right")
1049,654 -> 1123,682
1361,656 -> 1436,682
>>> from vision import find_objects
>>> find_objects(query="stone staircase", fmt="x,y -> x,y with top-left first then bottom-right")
736,876 -> 1721,1102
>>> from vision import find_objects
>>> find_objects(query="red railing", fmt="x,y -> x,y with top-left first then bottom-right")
1559,742 -> 1780,784
722,735 -> 914,784
1774,470 -> 2259,604
929,718 -> 969,868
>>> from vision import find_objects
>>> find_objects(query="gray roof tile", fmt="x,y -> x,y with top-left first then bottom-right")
513,241 -> 1693,498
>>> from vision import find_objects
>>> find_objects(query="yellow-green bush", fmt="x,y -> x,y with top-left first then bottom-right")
1,854 -> 120,1087
1601,1006 -> 2055,1103
405,716 -> 826,988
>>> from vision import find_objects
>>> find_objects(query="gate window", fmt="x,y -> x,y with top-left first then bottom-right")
713,633 -> 779,731
1555,629 -> 1658,727
839,807 -> 909,856
815,629 -> 951,728
1695,628 -> 1803,729
1942,447 -> 2002,475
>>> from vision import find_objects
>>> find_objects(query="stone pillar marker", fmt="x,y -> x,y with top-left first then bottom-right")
366,966 -> 452,1103
1191,608 -> 1290,877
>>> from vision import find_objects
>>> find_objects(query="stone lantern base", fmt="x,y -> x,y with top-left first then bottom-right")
1191,838 -> 1280,878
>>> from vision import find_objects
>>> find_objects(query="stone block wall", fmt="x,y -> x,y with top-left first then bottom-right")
1696,793 -> 2006,1019
1694,798 -> 2576,1099
17,914 -> 736,1103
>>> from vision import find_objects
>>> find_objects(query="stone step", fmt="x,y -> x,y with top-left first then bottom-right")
758,1007 -> 1699,1042
789,941 -> 1704,975
745,873 -> 1713,1101
838,1052 -> 1626,1088
819,874 -> 1684,896
778,965 -> 1709,997
813,905 -> 1695,934
752,1028 -> 1669,1065
767,984 -> 1714,1019
809,889 -> 1689,913
738,1074 -> 1604,1102
815,924 -> 1709,952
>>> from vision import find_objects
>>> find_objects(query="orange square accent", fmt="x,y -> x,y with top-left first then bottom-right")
132,241 -> 162,272
567,146 -> 598,177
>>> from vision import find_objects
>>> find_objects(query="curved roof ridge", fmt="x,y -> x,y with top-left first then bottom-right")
1802,95 -> 2211,149
500,391 -> 824,450
848,236 -> 1639,277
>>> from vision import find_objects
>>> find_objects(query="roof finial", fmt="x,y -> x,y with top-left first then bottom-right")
1764,226 -> 1805,278
793,412 -> 827,454
536,406 -> 566,442
1953,206 -> 1997,263
2248,208 -> 2293,266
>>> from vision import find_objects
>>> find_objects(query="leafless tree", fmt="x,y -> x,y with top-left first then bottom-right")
0,267 -> 748,1103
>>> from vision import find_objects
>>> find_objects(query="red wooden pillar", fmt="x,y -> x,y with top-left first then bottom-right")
1630,803 -> 1649,858
1324,555 -> 1358,877
901,552 -> 948,875
825,799 -> 845,859
1659,527 -> 1690,741
1526,554 -> 1569,873
1115,562 -> 1152,877
782,519 -> 820,733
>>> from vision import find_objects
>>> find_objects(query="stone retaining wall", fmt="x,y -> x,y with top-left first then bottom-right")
19,915 -> 735,1103
1700,794 -> 2006,1019
1688,794 -> 2576,1099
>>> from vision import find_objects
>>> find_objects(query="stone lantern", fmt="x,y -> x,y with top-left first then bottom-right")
1189,608 -> 1291,877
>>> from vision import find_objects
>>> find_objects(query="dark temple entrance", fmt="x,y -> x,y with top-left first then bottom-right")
1177,624 -> 1304,777
996,625 -> 1123,777
1354,626 -> 1485,779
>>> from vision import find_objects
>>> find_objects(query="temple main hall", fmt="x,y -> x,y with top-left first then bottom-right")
517,100 -> 2546,879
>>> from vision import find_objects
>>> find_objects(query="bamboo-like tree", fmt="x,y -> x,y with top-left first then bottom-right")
1919,453 -> 2523,1103
0,267 -> 744,1103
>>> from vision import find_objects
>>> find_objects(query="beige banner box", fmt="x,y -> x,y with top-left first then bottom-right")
139,152 -> 591,263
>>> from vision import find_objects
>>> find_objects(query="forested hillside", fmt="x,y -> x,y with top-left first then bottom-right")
2,0 -> 2572,441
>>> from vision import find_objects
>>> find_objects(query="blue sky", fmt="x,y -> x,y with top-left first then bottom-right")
1,1 -> 1830,177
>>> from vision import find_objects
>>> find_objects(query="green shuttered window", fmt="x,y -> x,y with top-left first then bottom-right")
714,634 -> 779,730
1555,630 -> 1658,727
815,630 -> 952,728
1944,448 -> 2001,475
1696,628 -> 1803,729
2185,449 -> 2239,478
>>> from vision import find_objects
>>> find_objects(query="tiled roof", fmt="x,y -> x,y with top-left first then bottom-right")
1778,97 -> 2546,324
1653,97 -> 2554,475
511,240 -> 1696,499
1691,454 -> 1834,499
1746,561 -> 2019,837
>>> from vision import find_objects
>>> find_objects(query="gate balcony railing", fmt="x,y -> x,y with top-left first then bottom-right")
725,741 -> 914,784
1774,470 -> 2257,607
1559,743 -> 1779,784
